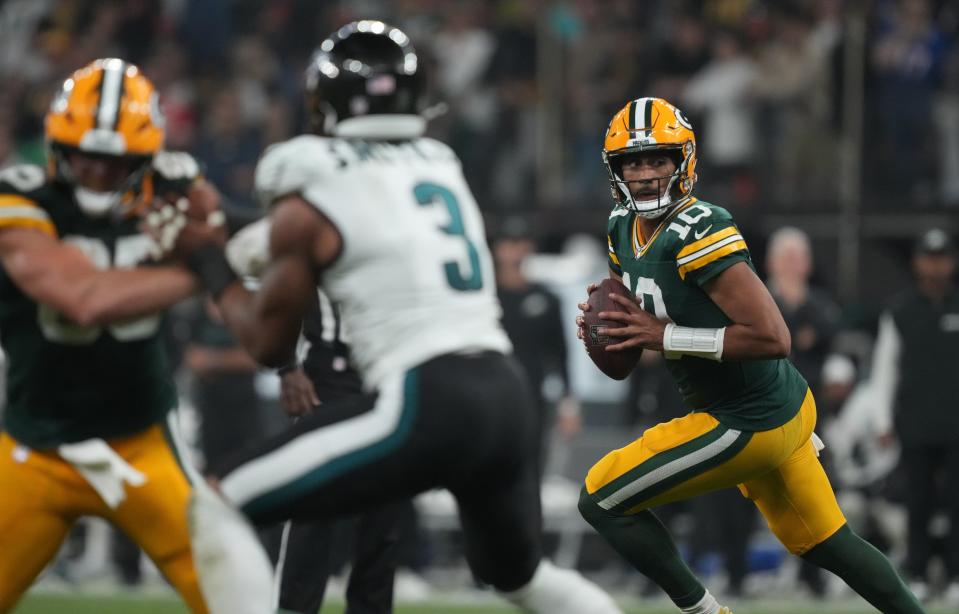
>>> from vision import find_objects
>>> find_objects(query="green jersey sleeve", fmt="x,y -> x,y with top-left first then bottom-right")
671,202 -> 750,287
606,207 -> 629,276
0,165 -> 57,237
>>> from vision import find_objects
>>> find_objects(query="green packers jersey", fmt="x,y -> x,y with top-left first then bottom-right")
0,165 -> 175,449
606,198 -> 807,431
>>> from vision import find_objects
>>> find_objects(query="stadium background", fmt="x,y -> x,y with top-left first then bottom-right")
1,0 -> 957,612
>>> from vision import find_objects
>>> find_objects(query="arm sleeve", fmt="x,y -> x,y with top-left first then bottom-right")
868,311 -> 901,434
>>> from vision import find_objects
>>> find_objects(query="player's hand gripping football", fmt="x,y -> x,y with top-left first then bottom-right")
575,282 -> 600,348
600,292 -> 668,352
576,283 -> 668,352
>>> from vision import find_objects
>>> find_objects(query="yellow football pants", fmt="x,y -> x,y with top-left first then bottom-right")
0,423 -> 207,613
584,389 -> 846,555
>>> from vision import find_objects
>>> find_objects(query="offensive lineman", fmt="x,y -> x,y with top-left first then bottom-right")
0,59 -> 206,612
575,97 -> 924,614
165,21 -> 623,614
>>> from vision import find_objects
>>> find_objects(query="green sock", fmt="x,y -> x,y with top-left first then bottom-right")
803,524 -> 925,613
578,487 -> 705,608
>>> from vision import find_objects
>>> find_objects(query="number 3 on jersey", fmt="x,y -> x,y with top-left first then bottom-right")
413,182 -> 483,291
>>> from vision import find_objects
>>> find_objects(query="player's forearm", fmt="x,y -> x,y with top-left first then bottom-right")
61,267 -> 198,326
701,262 -> 792,361
215,282 -> 299,368
719,321 -> 791,360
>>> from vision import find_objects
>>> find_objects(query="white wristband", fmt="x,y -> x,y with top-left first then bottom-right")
663,323 -> 726,361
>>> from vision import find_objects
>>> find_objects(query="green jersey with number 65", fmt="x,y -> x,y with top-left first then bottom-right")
606,198 -> 807,431
0,165 -> 175,449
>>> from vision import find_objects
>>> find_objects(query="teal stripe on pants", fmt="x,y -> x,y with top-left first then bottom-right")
241,369 -> 419,518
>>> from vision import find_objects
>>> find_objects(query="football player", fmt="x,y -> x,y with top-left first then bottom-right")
575,97 -> 924,614
229,218 -> 409,614
0,59 -> 207,612
164,21 -> 623,614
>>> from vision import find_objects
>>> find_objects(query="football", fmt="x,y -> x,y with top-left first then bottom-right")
584,277 -> 643,380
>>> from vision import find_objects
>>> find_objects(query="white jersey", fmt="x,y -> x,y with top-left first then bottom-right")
254,135 -> 511,387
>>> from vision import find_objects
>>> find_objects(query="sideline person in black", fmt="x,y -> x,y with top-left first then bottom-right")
492,216 -> 581,473
871,228 -> 959,604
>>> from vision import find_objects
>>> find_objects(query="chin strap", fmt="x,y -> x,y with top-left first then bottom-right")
631,194 -> 676,219
74,187 -> 122,217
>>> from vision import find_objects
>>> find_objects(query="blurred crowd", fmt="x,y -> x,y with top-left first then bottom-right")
2,0 -> 959,606
1,0 -> 958,222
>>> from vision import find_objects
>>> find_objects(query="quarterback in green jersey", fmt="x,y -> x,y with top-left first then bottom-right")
575,97 -> 923,614
0,59 -> 207,612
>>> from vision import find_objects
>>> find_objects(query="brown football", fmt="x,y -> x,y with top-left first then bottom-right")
584,278 -> 643,380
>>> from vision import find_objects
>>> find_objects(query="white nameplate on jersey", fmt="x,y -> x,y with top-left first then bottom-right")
941,313 -> 959,332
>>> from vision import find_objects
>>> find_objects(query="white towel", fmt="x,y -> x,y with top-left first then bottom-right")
811,432 -> 826,457
58,438 -> 146,509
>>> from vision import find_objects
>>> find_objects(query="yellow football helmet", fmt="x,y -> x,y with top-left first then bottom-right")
45,58 -> 165,216
603,97 -> 697,218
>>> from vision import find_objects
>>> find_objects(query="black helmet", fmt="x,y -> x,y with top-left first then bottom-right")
305,20 -> 425,139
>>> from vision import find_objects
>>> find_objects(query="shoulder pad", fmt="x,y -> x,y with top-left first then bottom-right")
417,138 -> 460,163
254,136 -> 342,208
0,165 -> 49,198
